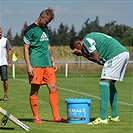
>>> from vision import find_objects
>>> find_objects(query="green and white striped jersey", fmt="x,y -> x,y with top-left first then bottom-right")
83,32 -> 128,60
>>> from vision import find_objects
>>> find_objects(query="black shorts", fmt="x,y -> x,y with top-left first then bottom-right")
0,65 -> 8,81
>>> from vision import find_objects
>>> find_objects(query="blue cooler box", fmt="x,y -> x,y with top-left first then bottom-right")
66,98 -> 91,124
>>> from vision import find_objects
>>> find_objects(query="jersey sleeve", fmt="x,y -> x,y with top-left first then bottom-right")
6,39 -> 12,50
83,37 -> 97,53
23,30 -> 33,45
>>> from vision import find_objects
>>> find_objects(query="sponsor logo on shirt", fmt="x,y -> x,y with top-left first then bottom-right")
40,32 -> 49,41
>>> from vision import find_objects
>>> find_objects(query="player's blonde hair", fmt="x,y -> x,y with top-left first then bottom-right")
40,8 -> 54,21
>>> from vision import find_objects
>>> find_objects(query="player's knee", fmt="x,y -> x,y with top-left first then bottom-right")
49,84 -> 58,93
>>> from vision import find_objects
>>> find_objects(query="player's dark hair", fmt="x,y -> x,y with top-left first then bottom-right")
69,36 -> 83,49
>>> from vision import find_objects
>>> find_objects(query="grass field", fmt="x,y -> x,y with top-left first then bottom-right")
0,73 -> 132,133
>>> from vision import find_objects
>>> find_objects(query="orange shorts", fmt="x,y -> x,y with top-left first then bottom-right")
29,67 -> 56,85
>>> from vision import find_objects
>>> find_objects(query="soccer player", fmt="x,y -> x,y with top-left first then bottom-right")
0,27 -> 12,101
69,32 -> 129,125
23,8 -> 66,124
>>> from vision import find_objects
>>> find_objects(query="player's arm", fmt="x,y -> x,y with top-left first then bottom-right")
89,51 -> 100,63
72,49 -> 100,63
6,39 -> 12,67
7,49 -> 12,67
82,51 -> 105,65
23,44 -> 34,76
90,51 -> 106,65
48,44 -> 57,71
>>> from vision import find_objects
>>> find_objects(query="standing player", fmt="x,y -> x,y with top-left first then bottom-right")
69,32 -> 129,125
23,8 -> 66,124
0,27 -> 12,101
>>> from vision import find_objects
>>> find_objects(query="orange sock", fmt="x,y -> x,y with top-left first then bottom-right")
49,91 -> 59,118
29,95 -> 39,118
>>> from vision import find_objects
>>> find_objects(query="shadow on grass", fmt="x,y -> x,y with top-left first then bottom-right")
90,118 -> 96,122
19,118 -> 96,123
0,98 -> 9,102
19,118 -> 52,123
0,127 -> 15,130
0,98 -> 4,101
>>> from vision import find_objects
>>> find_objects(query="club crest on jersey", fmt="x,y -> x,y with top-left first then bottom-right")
40,32 -> 49,41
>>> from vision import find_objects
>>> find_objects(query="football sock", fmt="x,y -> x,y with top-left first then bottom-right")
49,91 -> 59,118
110,83 -> 118,118
29,95 -> 38,118
99,81 -> 110,120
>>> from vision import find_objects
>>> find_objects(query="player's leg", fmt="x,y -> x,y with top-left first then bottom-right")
88,56 -> 119,125
47,83 -> 66,122
108,82 -> 120,122
110,83 -> 118,117
3,80 -> 8,101
103,52 -> 129,122
87,80 -> 110,125
44,67 -> 66,122
99,80 -> 110,120
29,68 -> 42,123
29,84 -> 42,123
47,83 -> 59,118
108,52 -> 129,122
29,84 -> 40,117
1,65 -> 8,101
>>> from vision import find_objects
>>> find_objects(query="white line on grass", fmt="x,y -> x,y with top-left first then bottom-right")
13,78 -> 133,107
58,87 -> 133,107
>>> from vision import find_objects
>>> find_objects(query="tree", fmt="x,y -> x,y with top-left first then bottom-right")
13,33 -> 21,46
5,28 -> 14,45
79,16 -> 102,37
69,24 -> 77,38
57,23 -> 70,46
19,22 -> 28,46
103,21 -> 117,37
4,17 -> 133,46
20,22 -> 28,37
49,26 -> 58,46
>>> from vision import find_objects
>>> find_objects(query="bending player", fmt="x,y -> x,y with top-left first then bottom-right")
69,32 -> 129,125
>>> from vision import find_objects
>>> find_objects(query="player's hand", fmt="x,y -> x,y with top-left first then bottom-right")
52,61 -> 57,72
71,49 -> 82,56
27,65 -> 34,76
8,63 -> 12,67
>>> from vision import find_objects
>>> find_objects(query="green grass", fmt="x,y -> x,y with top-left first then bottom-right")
0,74 -> 132,133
